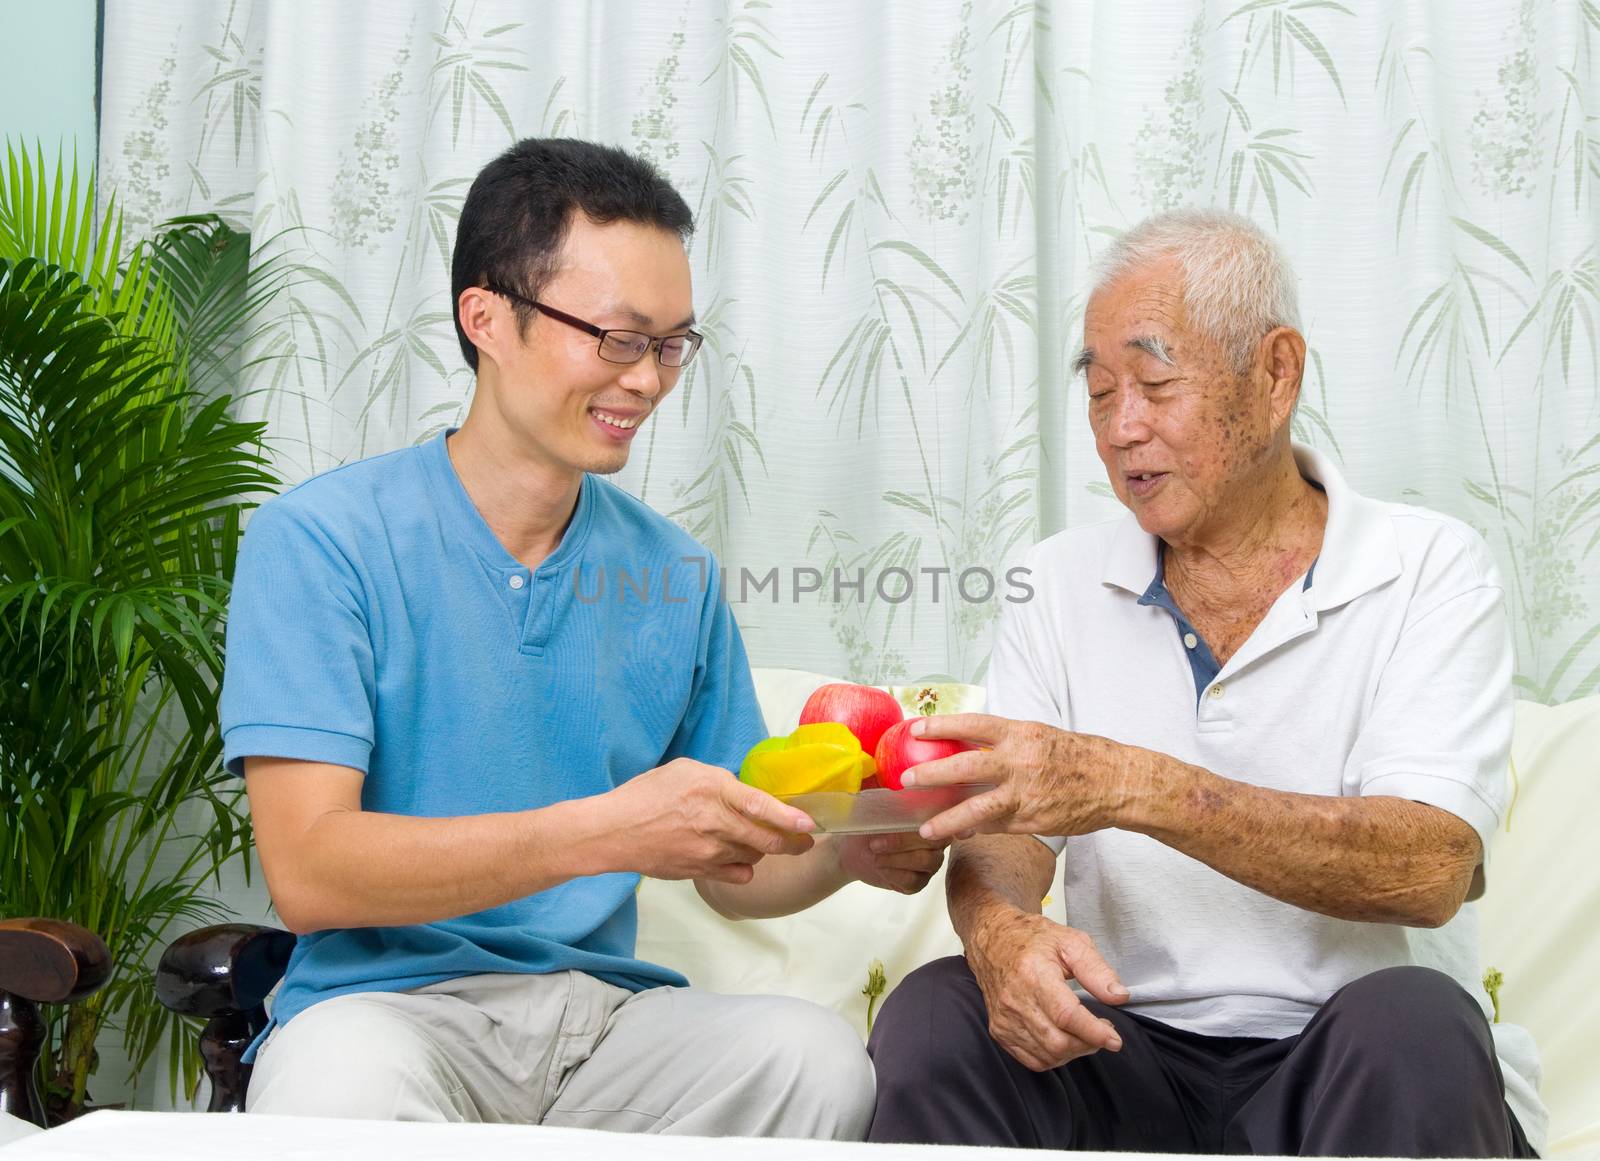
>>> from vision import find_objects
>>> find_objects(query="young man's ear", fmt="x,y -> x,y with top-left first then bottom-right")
458,286 -> 502,365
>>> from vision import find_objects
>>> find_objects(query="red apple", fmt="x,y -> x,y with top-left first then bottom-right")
873,718 -> 973,791
798,682 -> 904,757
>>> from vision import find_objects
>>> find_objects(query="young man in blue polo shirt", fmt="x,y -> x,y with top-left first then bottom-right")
220,138 -> 942,1135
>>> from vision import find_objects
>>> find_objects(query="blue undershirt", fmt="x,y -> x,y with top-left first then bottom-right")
1136,483 -> 1324,703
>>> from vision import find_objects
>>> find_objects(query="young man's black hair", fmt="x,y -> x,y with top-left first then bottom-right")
451,138 -> 695,370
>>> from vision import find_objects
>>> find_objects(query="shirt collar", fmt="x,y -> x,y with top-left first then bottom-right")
1100,442 -> 1400,612
425,429 -> 595,574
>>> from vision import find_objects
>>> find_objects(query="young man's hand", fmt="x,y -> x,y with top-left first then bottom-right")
835,832 -> 948,895
605,758 -> 816,884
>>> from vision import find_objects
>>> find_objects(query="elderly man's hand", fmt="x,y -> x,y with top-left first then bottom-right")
967,907 -> 1128,1071
902,714 -> 1157,843
835,832 -> 949,894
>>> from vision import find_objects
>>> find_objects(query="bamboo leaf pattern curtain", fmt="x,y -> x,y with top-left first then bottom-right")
100,0 -> 1600,700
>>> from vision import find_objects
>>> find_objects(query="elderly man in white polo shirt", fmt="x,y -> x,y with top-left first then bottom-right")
865,209 -> 1543,1157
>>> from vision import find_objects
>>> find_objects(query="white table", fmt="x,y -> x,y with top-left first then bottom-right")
0,1109 -> 1344,1160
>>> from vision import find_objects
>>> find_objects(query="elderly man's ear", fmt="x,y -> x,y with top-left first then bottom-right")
1259,326 -> 1308,429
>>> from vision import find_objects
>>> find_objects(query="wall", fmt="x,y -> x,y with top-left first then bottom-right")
0,1 -> 98,161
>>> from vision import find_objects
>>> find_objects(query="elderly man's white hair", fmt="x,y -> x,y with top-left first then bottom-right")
1089,208 -> 1301,373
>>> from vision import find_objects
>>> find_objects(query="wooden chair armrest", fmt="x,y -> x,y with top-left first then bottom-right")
155,923 -> 294,1114
0,919 -> 111,1004
0,918 -> 112,1126
155,923 -> 294,1019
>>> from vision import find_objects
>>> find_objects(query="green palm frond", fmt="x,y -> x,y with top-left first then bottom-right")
0,141 -> 179,358
0,260 -> 272,681
148,213 -> 299,402
0,157 -> 282,1118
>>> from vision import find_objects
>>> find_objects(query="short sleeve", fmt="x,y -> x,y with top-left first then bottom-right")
220,500 -> 378,777
660,556 -> 768,774
1346,581 -> 1513,861
986,548 -> 1066,729
985,547 -> 1068,857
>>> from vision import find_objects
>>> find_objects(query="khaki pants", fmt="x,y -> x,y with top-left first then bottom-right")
245,971 -> 874,1139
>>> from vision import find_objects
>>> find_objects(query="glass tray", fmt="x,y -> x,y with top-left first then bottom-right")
777,783 -> 994,835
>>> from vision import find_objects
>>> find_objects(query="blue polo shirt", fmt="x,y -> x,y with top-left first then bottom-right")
220,431 -> 767,1058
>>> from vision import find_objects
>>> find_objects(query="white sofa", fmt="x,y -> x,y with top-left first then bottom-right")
6,670 -> 1593,1158
636,669 -> 1600,1159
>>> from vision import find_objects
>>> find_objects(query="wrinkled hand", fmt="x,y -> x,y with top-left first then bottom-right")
608,758 -> 815,884
903,714 -> 1156,843
835,832 -> 949,895
968,908 -> 1128,1071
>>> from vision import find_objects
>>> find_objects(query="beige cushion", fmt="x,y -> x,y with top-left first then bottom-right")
1478,697 -> 1600,1158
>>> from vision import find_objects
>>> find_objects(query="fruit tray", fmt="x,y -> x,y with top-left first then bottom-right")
777,783 -> 994,835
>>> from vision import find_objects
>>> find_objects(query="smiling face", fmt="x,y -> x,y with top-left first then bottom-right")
1078,257 -> 1289,546
461,213 -> 695,479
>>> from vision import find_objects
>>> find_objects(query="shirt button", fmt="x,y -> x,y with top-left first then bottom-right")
1209,682 -> 1225,699
1183,632 -> 1198,649
508,575 -> 525,590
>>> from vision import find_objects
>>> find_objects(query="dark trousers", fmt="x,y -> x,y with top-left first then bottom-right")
867,957 -> 1536,1156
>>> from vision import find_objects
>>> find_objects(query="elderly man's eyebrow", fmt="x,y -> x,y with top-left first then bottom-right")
1128,335 -> 1177,366
1072,347 -> 1095,375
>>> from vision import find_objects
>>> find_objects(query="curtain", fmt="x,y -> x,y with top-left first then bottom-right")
98,0 -> 1600,698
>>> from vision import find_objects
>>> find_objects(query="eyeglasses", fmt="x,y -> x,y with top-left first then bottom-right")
485,282 -> 704,368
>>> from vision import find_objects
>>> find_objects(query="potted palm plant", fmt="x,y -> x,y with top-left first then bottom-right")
0,143 -> 289,1121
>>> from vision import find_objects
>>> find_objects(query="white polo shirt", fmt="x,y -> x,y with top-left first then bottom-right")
989,443 -> 1544,1144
